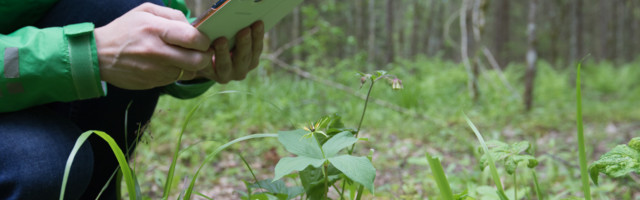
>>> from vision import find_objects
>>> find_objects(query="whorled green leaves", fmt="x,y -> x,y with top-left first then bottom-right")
479,141 -> 539,175
589,137 -> 640,185
274,129 -> 376,192
241,179 -> 304,200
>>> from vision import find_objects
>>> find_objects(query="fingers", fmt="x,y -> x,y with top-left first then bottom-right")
250,21 -> 265,70
137,3 -> 188,23
159,20 -> 211,51
212,38 -> 233,83
156,45 -> 213,71
232,27 -> 252,80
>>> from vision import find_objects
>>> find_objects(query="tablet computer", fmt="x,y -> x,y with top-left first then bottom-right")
192,0 -> 304,48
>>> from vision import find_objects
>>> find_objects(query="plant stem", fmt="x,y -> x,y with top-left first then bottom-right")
356,81 -> 374,136
341,80 -> 375,197
349,81 -> 374,154
340,182 -> 346,200
322,163 -> 329,200
333,183 -> 344,199
576,62 -> 592,200
514,172 -> 517,200
355,185 -> 364,200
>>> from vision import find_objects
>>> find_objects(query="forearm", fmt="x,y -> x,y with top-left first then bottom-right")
0,24 -> 105,112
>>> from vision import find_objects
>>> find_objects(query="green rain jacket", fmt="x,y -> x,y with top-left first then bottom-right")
0,0 -> 215,113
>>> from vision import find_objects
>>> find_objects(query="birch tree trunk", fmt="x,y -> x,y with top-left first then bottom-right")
524,0 -> 538,112
460,0 -> 479,101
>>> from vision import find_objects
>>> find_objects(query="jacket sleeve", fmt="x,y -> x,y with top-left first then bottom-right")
162,0 -> 217,99
0,23 -> 105,112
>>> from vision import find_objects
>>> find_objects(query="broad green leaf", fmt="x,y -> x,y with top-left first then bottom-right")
322,131 -> 358,158
249,179 -> 303,200
588,137 -> 640,185
328,155 -> 376,193
299,166 -> 341,200
278,130 -> 324,159
274,157 -> 325,181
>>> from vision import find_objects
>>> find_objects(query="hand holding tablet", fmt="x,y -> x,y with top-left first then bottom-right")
192,0 -> 305,48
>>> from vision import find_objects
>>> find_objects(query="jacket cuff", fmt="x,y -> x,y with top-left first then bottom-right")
63,23 -> 106,99
163,80 -> 215,99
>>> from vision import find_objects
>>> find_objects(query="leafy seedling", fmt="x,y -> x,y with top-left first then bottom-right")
589,137 -> 640,185
478,140 -> 539,200
273,130 -> 375,195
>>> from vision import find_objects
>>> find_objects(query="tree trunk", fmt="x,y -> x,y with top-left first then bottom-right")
292,7 -> 301,62
355,0 -> 364,53
630,0 -> 638,62
570,0 -> 584,62
493,0 -> 510,67
616,0 -> 626,64
385,0 -> 395,65
427,0 -> 444,56
524,0 -> 538,112
410,1 -> 423,59
460,0 -> 479,101
367,0 -> 376,67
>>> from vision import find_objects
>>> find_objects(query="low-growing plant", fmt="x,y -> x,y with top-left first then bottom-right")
477,140 -> 539,200
589,137 -> 640,185
239,71 -> 402,200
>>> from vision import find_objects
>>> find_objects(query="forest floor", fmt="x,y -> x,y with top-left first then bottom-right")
129,58 -> 640,199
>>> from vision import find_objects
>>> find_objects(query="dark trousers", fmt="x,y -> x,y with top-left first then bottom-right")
0,0 -> 165,199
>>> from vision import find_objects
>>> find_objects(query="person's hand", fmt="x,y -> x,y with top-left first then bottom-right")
196,21 -> 265,84
95,3 -> 214,90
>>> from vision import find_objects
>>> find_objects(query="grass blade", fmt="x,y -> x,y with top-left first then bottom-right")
183,133 -> 278,199
425,152 -> 454,200
163,90 -> 293,199
576,62 -> 592,200
60,130 -> 138,200
532,170 -> 543,200
464,114 -> 508,199
162,98 -> 203,200
195,192 -> 214,200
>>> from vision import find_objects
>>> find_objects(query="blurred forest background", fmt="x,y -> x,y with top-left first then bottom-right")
187,0 -> 640,66
130,0 -> 640,199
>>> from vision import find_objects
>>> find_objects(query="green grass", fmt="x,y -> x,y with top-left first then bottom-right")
126,57 -> 640,199
576,62 -> 592,200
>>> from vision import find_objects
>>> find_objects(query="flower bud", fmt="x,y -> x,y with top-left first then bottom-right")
392,78 -> 403,90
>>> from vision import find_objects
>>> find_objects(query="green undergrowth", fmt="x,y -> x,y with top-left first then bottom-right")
130,57 -> 639,199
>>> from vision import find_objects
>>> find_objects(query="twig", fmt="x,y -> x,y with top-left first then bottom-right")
544,153 -> 579,169
482,47 -> 520,100
270,27 -> 320,58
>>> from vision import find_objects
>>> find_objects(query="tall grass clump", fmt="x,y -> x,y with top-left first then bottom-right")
576,62 -> 592,200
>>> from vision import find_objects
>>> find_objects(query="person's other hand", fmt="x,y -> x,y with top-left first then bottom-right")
196,21 -> 265,84
95,3 -> 214,90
